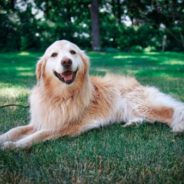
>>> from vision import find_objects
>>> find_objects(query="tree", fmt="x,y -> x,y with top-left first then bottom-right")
89,0 -> 101,51
0,0 -> 183,51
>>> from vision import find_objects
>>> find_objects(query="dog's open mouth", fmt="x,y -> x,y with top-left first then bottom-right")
53,69 -> 78,84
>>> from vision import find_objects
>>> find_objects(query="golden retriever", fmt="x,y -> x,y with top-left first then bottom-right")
0,40 -> 184,150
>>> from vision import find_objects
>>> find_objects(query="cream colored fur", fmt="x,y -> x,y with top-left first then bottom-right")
0,40 -> 184,150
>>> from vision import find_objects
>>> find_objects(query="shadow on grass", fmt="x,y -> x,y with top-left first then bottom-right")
90,53 -> 184,78
0,51 -> 184,87
0,52 -> 40,88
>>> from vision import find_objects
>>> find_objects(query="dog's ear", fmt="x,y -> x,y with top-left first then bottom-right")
36,56 -> 46,81
80,50 -> 90,64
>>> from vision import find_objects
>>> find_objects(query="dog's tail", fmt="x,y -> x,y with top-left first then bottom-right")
171,105 -> 184,132
143,87 -> 184,132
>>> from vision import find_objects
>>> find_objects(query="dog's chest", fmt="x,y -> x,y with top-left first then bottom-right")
30,91 -> 83,130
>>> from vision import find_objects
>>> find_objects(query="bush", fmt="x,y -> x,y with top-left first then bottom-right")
130,45 -> 143,52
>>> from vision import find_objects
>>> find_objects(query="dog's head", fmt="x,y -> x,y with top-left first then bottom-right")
36,40 -> 89,85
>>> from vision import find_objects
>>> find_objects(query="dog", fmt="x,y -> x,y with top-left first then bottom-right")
0,40 -> 184,150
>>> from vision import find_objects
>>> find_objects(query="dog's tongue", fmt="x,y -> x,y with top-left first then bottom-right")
61,71 -> 73,82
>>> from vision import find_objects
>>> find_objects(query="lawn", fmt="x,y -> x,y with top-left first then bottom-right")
0,51 -> 184,183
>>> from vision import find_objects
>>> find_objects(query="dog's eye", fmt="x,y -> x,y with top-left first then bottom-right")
51,52 -> 58,57
70,50 -> 76,55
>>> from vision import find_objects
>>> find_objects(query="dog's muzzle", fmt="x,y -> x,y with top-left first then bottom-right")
53,69 -> 78,85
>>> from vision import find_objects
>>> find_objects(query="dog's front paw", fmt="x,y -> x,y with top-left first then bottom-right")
122,123 -> 133,127
1,141 -> 16,150
122,119 -> 143,127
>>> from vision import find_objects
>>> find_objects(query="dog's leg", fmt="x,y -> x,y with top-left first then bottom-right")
123,117 -> 144,127
137,87 -> 184,132
59,124 -> 83,137
60,119 -> 115,136
0,125 -> 34,145
2,124 -> 85,150
1,129 -> 59,150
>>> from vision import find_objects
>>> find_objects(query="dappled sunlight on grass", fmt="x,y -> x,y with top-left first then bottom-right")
16,67 -> 33,71
95,68 -> 110,73
15,67 -> 34,77
89,51 -> 184,79
18,52 -> 30,56
0,86 -> 28,98
113,53 -> 184,65
17,72 -> 34,77
161,60 -> 184,65
0,85 -> 30,105
113,55 -> 135,59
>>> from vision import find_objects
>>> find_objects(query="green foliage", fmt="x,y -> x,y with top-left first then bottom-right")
0,51 -> 184,183
0,0 -> 184,51
130,45 -> 143,52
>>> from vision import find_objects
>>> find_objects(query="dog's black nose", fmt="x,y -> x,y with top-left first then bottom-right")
61,58 -> 72,68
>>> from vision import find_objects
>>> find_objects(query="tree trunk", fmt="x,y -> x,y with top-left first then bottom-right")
89,0 -> 101,51
10,0 -> 16,10
117,0 -> 121,24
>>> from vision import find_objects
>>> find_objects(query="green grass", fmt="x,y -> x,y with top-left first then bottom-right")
0,51 -> 184,183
